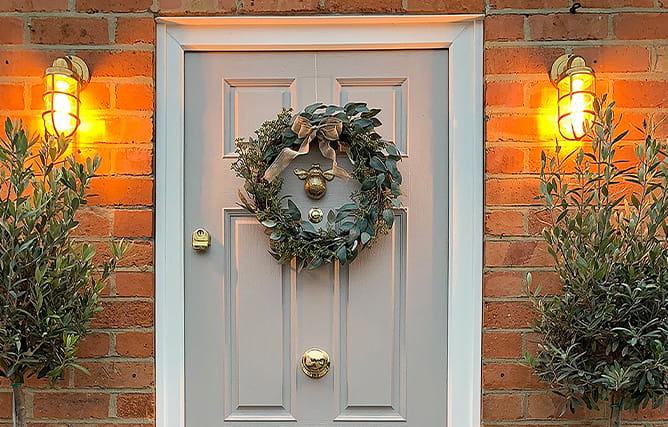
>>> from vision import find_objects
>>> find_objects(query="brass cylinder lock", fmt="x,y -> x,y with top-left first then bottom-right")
191,228 -> 211,251
308,207 -> 324,224
301,348 -> 330,379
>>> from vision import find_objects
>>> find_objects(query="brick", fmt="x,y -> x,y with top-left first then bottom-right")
485,210 -> 524,235
111,147 -> 153,175
73,362 -> 154,388
325,0 -> 403,13
0,17 -> 24,45
114,209 -> 153,237
79,116 -> 154,144
33,393 -> 110,418
482,393 -> 523,420
484,271 -> 524,297
483,331 -> 523,359
486,47 -> 565,75
486,146 -> 525,173
613,80 -> 668,108
485,240 -> 553,267
116,84 -> 154,110
73,209 -> 112,237
116,272 -> 154,297
586,0 -> 653,5
243,0 -> 320,12
484,301 -> 536,328
92,300 -> 153,328
624,406 -> 668,420
487,115 -> 552,142
0,84 -> 24,110
527,392 -> 601,419
573,46 -> 650,73
526,80 -> 557,110
88,177 -> 153,206
0,50 -> 53,77
482,363 -> 543,390
485,178 -> 540,206
615,13 -> 668,40
657,46 -> 668,73
116,393 -> 155,418
489,0 -> 568,8
83,51 -> 154,78
116,17 -> 156,45
116,332 -> 154,357
117,241 -> 153,267
0,392 -> 10,418
77,0 -> 153,12
77,332 -> 110,358
529,14 -> 607,41
405,0 -> 484,13
31,18 -> 109,45
527,209 -> 550,236
528,271 -> 561,295
0,0 -> 68,11
485,15 -> 524,42
485,81 -> 524,107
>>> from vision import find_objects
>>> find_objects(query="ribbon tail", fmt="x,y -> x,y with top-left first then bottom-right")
318,139 -> 350,180
263,135 -> 313,181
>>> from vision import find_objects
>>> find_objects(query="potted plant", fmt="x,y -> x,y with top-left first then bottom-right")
527,97 -> 668,427
0,120 -> 128,427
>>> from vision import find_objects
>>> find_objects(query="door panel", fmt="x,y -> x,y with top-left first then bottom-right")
185,50 -> 448,426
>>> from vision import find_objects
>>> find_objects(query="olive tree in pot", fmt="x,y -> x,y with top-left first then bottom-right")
527,97 -> 668,427
0,120 -> 128,427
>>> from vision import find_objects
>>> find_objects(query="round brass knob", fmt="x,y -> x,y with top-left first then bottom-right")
301,348 -> 330,379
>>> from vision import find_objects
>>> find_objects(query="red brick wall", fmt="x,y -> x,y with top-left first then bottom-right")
0,0 -> 666,425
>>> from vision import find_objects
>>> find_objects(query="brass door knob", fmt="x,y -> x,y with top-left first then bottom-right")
301,348 -> 330,379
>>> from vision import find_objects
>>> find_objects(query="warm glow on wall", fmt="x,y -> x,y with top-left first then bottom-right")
42,55 -> 90,138
550,54 -> 596,141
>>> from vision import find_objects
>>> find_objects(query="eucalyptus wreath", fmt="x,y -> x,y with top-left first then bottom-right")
232,102 -> 403,270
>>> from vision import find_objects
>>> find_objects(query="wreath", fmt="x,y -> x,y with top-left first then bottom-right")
232,102 -> 403,270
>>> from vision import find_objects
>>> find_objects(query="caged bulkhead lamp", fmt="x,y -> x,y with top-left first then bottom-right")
550,54 -> 596,141
42,55 -> 90,138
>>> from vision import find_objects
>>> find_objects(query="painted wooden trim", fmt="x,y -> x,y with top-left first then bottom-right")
155,15 -> 483,427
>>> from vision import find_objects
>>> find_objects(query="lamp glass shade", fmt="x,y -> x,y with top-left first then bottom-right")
556,70 -> 596,140
42,72 -> 81,138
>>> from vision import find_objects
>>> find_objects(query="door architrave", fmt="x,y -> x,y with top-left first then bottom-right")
155,15 -> 483,427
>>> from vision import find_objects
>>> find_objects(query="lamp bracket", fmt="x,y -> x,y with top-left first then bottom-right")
47,55 -> 90,88
549,53 -> 590,86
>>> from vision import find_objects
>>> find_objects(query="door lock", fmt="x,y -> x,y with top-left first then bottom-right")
192,228 -> 211,251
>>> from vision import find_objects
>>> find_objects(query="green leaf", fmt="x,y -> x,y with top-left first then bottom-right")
369,157 -> 386,171
382,209 -> 395,227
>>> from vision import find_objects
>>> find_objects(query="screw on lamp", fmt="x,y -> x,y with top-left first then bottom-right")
549,54 -> 596,141
42,55 -> 90,138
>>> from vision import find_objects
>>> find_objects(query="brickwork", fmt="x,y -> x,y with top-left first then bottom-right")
483,1 -> 668,426
0,0 -> 665,425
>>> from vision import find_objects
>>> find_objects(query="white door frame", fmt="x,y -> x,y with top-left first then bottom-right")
155,15 -> 483,427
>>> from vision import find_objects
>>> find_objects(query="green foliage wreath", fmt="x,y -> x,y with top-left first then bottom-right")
232,102 -> 403,270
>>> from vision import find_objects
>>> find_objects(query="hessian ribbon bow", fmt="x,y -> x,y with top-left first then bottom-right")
263,115 -> 351,182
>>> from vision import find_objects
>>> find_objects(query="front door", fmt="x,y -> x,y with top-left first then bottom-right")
184,49 -> 448,426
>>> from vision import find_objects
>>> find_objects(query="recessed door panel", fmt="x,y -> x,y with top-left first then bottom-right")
185,50 -> 448,426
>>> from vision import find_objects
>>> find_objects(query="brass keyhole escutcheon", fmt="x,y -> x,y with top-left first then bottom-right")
308,207 -> 324,224
301,348 -> 330,379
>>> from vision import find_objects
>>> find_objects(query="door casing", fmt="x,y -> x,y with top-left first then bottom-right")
155,14 -> 483,427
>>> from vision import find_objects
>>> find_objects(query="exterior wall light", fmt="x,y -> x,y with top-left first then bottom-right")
42,55 -> 90,138
550,54 -> 596,141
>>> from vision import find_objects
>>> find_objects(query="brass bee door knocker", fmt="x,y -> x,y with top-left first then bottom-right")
294,163 -> 335,200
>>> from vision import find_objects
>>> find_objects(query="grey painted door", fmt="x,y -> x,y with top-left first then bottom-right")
184,50 -> 448,426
